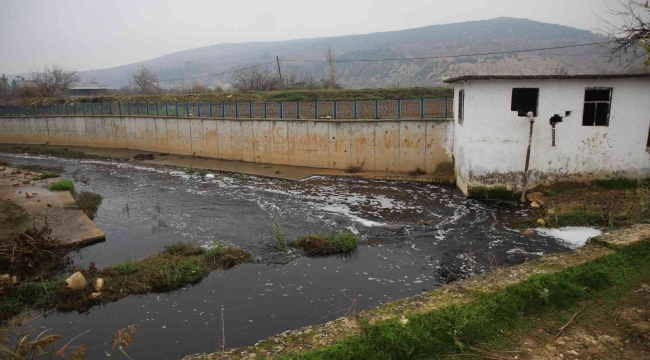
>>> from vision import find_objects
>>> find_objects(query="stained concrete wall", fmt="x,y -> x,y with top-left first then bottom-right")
451,78 -> 650,195
0,116 -> 454,174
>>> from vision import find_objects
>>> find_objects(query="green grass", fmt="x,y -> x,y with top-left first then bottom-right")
73,190 -> 103,219
33,171 -> 60,180
184,165 -> 196,174
283,240 -> 650,360
48,179 -> 74,192
551,210 -> 603,227
593,178 -> 639,190
196,168 -> 209,179
270,219 -> 287,252
0,242 -> 253,321
292,230 -> 359,256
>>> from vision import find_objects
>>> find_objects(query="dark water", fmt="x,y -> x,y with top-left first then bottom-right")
2,154 -> 571,359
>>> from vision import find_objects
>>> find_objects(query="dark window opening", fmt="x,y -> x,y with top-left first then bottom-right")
511,88 -> 539,117
582,88 -> 612,127
458,89 -> 464,124
647,126 -> 650,149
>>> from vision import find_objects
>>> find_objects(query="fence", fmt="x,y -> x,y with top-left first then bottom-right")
0,98 -> 453,120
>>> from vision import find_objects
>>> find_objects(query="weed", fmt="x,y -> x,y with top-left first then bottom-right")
110,261 -> 138,275
345,161 -> 365,174
593,178 -> 639,190
122,202 -> 130,218
106,324 -> 139,359
270,219 -> 287,252
0,325 -> 88,360
48,179 -> 74,192
73,190 -> 103,220
409,167 -> 427,176
545,189 -> 558,197
164,242 -> 204,256
32,171 -> 60,180
204,241 -> 227,261
197,168 -> 209,179
184,165 -> 196,174
154,201 -> 163,214
292,230 -> 359,256
233,173 -> 245,181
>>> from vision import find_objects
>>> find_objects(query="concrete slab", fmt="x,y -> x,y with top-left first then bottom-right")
0,167 -> 105,248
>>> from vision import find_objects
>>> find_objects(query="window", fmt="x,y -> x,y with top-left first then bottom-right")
458,89 -> 464,124
511,88 -> 539,117
582,88 -> 612,126
647,125 -> 650,150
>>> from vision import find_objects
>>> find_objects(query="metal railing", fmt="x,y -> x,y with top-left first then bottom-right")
0,98 -> 453,120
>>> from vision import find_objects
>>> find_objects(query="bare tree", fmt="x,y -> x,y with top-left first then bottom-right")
599,0 -> 650,67
31,65 -> 80,97
232,65 -> 280,91
323,46 -> 339,89
129,67 -> 160,94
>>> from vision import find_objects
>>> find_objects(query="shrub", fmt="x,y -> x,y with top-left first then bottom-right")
48,180 -> 74,192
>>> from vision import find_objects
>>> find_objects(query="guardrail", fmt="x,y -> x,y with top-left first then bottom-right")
0,98 -> 453,120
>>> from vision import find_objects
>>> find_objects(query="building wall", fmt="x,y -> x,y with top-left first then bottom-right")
0,116 -> 454,175
452,78 -> 650,195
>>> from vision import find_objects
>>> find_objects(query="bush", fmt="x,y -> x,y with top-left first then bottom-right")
48,180 -> 74,192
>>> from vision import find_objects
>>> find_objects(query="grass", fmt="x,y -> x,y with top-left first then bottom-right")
593,178 -> 639,190
270,219 -> 287,252
282,240 -> 650,360
73,190 -> 103,219
196,168 -> 209,179
292,230 -> 359,256
551,210 -> 604,227
32,171 -> 60,180
0,242 -> 253,321
184,165 -> 196,174
48,180 -> 74,192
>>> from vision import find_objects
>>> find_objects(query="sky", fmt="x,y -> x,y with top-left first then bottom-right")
0,0 -> 621,75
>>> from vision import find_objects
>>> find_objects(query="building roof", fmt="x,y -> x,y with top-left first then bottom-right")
443,74 -> 650,83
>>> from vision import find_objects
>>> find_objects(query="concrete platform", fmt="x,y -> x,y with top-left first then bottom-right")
0,167 -> 105,248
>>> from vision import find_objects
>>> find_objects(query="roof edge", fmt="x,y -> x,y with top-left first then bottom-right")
443,74 -> 650,83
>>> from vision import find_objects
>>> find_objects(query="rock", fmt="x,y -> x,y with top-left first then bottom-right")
66,271 -> 87,291
399,318 -> 409,326
36,199 -> 41,202
522,228 -> 534,236
12,183 -> 19,186
22,179 -> 30,184
536,218 -> 546,226
11,276 -> 17,284
530,201 -> 541,209
0,166 -> 5,171
94,278 -> 104,291
25,192 -> 33,198
0,274 -> 9,282
90,292 -> 102,299
46,203 -> 53,207
547,209 -> 556,216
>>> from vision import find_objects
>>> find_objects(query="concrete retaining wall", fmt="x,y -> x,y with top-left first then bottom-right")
0,116 -> 454,174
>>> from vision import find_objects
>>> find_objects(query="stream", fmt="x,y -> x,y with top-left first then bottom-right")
2,154 -> 574,359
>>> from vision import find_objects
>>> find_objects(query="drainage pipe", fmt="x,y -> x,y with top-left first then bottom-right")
520,111 -> 535,203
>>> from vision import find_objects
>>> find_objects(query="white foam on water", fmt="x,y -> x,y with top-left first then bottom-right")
535,226 -> 602,249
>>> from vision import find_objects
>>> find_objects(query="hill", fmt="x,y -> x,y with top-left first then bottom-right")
76,17 -> 644,89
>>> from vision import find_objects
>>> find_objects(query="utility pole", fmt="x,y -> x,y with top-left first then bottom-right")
276,55 -> 283,88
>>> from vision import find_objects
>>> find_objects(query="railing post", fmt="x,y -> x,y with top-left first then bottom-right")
280,101 -> 284,119
222,102 -> 226,118
127,102 -> 130,115
235,102 -> 239,118
165,103 -> 169,116
136,101 -> 140,115
353,101 -> 358,119
175,102 -> 179,116
108,102 -> 112,115
374,100 -> 379,119
146,102 -> 150,115
73,103 -> 76,115
314,101 -> 318,119
91,103 -> 95,115
444,97 -> 449,118
156,102 -> 159,116
333,101 -> 337,119
296,101 -> 300,119
420,99 -> 424,118
264,102 -> 267,118
397,100 -> 401,119
49,105 -> 52,115
197,101 -> 201,117
100,102 -> 104,115
186,101 -> 190,117
209,102 -> 213,117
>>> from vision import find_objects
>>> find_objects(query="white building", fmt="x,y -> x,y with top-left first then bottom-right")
443,74 -> 650,197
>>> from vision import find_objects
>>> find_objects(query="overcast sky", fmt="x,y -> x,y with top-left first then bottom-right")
0,0 -> 618,75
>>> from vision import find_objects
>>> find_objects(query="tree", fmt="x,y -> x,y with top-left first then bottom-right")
600,0 -> 650,67
0,74 -> 8,99
323,46 -> 340,89
129,67 -> 160,94
31,65 -> 80,97
232,65 -> 280,91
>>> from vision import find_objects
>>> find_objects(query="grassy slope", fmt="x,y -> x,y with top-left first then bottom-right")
281,240 -> 650,360
21,87 -> 453,105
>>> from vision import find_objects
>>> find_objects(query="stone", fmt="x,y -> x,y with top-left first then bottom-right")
25,192 -> 33,198
94,278 -> 104,291
547,209 -> 556,216
522,228 -> 534,236
0,274 -> 9,282
530,201 -> 541,209
22,179 -> 30,184
90,292 -> 102,299
66,271 -> 87,291
12,183 -> 19,186
399,318 -> 409,325
46,203 -> 53,207
536,218 -> 546,226
0,166 -> 5,171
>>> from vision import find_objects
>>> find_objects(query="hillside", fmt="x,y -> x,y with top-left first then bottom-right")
77,17 -> 645,89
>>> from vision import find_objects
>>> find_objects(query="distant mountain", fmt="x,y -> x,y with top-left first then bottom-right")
76,17 -> 646,89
